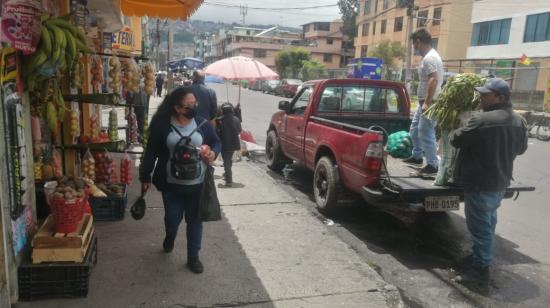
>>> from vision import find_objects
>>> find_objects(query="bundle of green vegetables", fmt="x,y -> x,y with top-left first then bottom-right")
424,73 -> 487,133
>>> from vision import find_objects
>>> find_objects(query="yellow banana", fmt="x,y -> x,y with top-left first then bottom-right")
40,27 -> 52,57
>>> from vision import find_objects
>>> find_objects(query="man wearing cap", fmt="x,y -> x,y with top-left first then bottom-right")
450,78 -> 528,284
192,70 -> 218,127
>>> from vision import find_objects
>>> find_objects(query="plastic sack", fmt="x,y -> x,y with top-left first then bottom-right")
82,149 -> 96,181
387,131 -> 413,159
120,153 -> 132,185
1,0 -> 42,54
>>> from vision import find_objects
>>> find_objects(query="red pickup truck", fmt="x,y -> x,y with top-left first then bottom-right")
266,78 -> 534,213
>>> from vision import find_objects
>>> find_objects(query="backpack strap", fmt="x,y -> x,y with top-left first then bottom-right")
170,119 -> 208,146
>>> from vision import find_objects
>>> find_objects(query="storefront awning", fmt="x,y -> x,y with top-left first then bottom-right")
120,0 -> 205,20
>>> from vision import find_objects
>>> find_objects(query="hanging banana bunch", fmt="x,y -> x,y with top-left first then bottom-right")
23,15 -> 90,93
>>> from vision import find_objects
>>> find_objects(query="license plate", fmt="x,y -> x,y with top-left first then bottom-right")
424,196 -> 460,211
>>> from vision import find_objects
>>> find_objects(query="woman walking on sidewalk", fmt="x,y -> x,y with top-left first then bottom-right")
140,86 -> 221,274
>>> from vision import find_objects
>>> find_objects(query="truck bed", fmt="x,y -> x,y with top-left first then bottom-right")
361,156 -> 535,204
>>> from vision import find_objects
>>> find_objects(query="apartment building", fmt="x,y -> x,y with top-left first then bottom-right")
211,21 -> 352,70
466,0 -> 550,93
302,20 -> 355,69
355,0 -> 474,66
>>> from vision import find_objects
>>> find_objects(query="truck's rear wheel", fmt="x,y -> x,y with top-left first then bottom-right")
314,156 -> 341,214
266,130 -> 288,172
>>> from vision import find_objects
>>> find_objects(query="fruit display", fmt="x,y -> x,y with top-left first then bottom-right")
120,154 -> 132,185
23,15 -> 90,93
41,164 -> 55,180
127,111 -> 138,143
108,108 -> 118,141
81,177 -> 107,197
122,59 -> 140,93
82,149 -> 96,181
69,109 -> 80,139
93,151 -> 114,184
95,183 -> 125,198
90,113 -> 100,140
110,159 -> 118,183
108,56 -> 122,94
70,57 -> 83,89
143,63 -> 155,95
51,149 -> 63,178
52,176 -> 88,201
90,55 -> 104,93
34,162 -> 43,180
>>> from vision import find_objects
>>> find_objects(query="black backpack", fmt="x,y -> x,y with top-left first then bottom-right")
170,120 -> 207,180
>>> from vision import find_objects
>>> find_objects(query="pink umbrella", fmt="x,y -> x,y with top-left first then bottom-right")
204,56 -> 278,104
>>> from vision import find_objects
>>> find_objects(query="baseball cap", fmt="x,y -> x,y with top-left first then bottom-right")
475,78 -> 511,99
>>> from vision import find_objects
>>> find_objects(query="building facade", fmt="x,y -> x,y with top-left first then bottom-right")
355,0 -> 474,66
464,0 -> 550,101
211,21 -> 352,70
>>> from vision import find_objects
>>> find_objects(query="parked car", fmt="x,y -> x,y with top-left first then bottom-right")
263,80 -> 280,94
266,78 -> 534,213
275,79 -> 303,98
249,80 -> 264,91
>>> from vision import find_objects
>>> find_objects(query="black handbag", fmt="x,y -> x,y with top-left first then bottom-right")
131,190 -> 147,220
199,165 -> 222,221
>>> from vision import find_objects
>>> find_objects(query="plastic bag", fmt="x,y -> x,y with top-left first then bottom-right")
120,153 -> 132,185
1,0 -> 42,54
387,131 -> 413,159
82,149 -> 96,180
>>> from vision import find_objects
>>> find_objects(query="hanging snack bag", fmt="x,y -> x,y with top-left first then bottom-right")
120,153 -> 132,185
108,108 -> 118,141
82,149 -> 96,181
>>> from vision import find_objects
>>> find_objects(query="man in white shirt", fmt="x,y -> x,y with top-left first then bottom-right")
403,28 -> 443,177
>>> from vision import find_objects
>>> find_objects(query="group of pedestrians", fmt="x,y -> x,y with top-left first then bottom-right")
405,28 -> 528,285
140,70 -> 241,274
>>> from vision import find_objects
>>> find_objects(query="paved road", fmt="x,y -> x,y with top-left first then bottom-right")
209,83 -> 550,307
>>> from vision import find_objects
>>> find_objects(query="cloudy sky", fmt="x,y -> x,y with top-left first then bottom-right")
191,0 -> 342,27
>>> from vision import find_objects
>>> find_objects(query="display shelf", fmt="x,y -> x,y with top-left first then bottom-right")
63,93 -> 130,107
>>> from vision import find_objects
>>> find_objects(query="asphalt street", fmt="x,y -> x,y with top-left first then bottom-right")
208,83 -> 550,307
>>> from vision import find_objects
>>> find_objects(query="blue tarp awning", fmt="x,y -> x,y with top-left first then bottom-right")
168,58 -> 204,71
205,75 -> 224,84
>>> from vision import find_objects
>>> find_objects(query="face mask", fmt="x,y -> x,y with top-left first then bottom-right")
182,106 -> 197,119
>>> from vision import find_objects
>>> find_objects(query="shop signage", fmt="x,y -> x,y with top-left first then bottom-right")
111,26 -> 134,52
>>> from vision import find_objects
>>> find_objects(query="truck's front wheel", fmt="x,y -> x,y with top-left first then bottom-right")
314,156 -> 341,214
266,130 -> 288,172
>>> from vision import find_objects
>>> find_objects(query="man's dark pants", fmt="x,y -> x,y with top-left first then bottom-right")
221,151 -> 235,183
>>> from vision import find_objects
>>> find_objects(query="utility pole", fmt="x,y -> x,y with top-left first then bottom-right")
167,20 -> 174,91
404,0 -> 415,82
240,4 -> 248,25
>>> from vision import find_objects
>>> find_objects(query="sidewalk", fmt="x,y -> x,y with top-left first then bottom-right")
16,157 -> 402,308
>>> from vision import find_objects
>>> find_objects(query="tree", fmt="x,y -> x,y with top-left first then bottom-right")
337,0 -> 359,40
368,40 -> 406,80
300,60 -> 328,81
275,48 -> 311,78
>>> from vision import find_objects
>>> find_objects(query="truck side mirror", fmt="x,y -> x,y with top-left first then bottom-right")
278,101 -> 291,113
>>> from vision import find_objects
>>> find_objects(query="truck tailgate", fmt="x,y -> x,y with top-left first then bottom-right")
362,156 -> 535,204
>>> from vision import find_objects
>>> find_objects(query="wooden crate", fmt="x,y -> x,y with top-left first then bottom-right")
31,214 -> 94,263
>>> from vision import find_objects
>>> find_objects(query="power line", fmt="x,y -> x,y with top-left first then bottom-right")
204,2 -> 338,11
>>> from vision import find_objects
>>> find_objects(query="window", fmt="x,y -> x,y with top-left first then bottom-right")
364,0 -> 371,15
381,20 -> 387,34
524,12 -> 550,42
361,45 -> 368,57
383,0 -> 389,10
394,16 -> 404,32
253,49 -> 266,58
326,38 -> 333,45
417,10 -> 428,28
374,0 -> 378,13
431,38 -> 439,50
373,21 -> 376,35
323,54 -> 332,63
318,87 -> 341,112
433,7 -> 442,26
471,18 -> 511,46
386,89 -> 401,113
342,87 -> 366,112
362,23 -> 370,36
364,87 -> 385,112
303,24 -> 310,33
314,22 -> 330,31
291,87 -> 312,114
